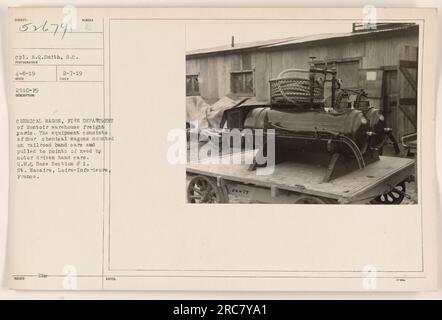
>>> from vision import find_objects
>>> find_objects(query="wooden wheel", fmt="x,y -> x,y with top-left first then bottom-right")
370,181 -> 406,204
187,175 -> 228,203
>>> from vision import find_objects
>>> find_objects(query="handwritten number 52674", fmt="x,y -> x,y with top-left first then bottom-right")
19,20 -> 70,39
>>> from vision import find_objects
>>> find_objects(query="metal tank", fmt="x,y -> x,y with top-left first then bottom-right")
223,61 -> 397,181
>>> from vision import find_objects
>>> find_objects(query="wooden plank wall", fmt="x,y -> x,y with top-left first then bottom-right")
188,33 -> 417,99
397,45 -> 418,138
358,68 -> 385,109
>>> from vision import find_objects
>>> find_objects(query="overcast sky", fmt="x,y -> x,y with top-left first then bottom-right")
185,21 -> 354,51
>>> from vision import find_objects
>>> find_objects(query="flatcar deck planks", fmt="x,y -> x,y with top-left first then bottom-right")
186,151 -> 415,203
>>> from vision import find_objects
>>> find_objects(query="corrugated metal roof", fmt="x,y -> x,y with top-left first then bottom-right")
186,24 -> 417,57
186,36 -> 300,56
261,24 -> 417,48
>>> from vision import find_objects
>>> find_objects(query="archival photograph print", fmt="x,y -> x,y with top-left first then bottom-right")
185,21 -> 419,205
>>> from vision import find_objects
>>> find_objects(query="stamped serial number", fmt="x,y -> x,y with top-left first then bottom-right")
173,304 -> 266,318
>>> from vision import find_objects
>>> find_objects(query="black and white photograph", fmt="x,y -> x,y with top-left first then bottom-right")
186,22 -> 419,204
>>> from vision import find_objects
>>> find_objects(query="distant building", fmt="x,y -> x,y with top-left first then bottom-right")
186,23 -> 418,138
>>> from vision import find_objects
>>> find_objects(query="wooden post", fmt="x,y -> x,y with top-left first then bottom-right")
331,66 -> 337,110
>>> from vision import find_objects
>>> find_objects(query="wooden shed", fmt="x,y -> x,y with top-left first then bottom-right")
186,23 -> 419,140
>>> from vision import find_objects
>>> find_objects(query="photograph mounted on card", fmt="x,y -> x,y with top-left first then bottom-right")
7,7 -> 438,291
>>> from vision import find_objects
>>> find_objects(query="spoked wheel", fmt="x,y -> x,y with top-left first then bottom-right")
370,181 -> 406,204
294,195 -> 329,204
187,175 -> 228,203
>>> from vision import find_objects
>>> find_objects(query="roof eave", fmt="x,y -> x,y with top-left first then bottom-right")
186,24 -> 419,59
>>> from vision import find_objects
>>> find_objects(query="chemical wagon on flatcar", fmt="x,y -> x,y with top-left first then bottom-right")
186,59 -> 415,204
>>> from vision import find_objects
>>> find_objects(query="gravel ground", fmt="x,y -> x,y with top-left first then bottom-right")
402,180 -> 417,204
